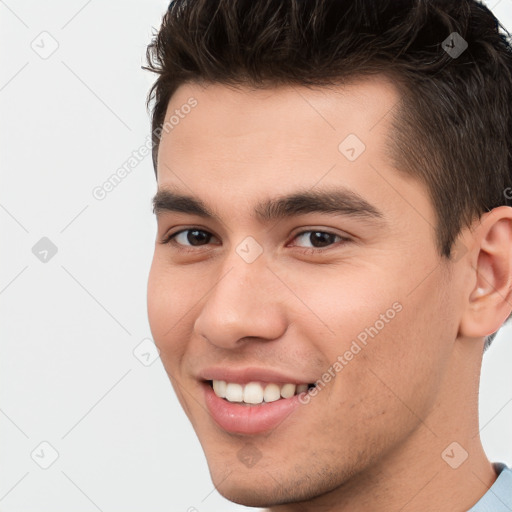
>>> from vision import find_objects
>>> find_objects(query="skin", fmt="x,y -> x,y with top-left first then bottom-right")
147,77 -> 512,511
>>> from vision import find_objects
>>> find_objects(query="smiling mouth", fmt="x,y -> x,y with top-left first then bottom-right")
207,380 -> 316,405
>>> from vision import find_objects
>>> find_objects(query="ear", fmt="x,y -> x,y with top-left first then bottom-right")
459,206 -> 512,339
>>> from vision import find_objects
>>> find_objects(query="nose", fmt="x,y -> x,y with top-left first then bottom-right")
193,252 -> 288,349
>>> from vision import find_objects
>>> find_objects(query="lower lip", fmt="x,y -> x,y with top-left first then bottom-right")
202,382 -> 305,435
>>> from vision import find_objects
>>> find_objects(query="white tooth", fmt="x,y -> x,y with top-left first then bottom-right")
296,384 -> 308,394
225,382 -> 244,402
212,380 -> 227,398
263,383 -> 281,402
243,382 -> 264,404
281,383 -> 296,399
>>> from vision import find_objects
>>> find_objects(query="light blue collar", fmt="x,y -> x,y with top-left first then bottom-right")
467,463 -> 512,511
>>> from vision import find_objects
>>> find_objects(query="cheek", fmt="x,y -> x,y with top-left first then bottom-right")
147,261 -> 197,414
338,286 -> 452,430
147,258 -> 193,361
292,266 -> 449,413
147,260 -> 170,339
289,264 -> 402,352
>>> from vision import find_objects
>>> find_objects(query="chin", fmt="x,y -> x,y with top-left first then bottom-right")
207,463 -> 337,509
213,477 -> 296,508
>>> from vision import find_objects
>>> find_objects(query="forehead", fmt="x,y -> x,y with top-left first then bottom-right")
158,77 -> 397,179
159,77 -> 400,165
155,77 -> 433,235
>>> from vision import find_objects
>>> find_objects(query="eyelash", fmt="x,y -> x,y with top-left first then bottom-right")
160,228 -> 350,255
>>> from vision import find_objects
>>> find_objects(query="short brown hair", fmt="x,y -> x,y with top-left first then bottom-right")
144,0 -> 512,343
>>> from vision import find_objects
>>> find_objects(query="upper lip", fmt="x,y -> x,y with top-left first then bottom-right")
198,366 -> 316,385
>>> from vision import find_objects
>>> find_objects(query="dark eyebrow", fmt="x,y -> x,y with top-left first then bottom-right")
152,187 -> 386,224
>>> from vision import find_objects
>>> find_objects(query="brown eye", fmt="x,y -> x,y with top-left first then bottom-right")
293,231 -> 342,249
170,229 -> 214,246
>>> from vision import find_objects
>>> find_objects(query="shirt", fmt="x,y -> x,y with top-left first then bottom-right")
467,462 -> 512,511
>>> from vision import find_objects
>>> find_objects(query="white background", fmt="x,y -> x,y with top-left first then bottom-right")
1,1 -> 511,511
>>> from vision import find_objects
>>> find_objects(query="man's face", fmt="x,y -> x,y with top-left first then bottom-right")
147,78 -> 460,506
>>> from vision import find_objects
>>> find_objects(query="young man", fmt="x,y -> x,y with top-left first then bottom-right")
144,0 -> 512,510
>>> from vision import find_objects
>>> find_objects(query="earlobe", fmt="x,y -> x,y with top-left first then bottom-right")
459,207 -> 512,339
